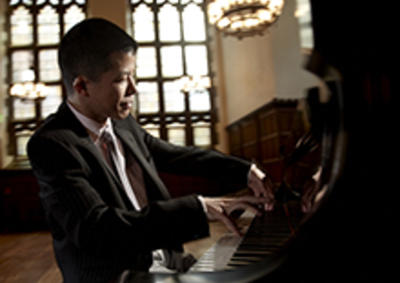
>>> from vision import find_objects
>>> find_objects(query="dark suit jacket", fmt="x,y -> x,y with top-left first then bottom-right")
27,102 -> 251,283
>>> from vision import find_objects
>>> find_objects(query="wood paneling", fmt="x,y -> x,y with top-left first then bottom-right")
227,99 -> 306,185
228,124 -> 242,157
0,164 -> 47,232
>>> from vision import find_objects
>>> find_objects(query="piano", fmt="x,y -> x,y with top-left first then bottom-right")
120,201 -> 304,283
188,201 -> 302,272
117,0 -> 396,281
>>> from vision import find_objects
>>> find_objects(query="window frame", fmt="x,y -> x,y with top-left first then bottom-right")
6,0 -> 87,158
130,0 -> 218,148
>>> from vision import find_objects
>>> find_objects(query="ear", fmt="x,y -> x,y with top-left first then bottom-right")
72,76 -> 89,97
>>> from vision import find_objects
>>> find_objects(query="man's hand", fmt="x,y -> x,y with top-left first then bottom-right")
202,196 -> 268,236
301,166 -> 323,213
247,165 -> 275,211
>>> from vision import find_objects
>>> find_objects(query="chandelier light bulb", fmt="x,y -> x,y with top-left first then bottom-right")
207,0 -> 285,38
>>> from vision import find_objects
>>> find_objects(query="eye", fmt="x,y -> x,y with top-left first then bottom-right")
114,75 -> 127,83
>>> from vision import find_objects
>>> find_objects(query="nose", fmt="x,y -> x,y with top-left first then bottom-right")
126,75 -> 137,97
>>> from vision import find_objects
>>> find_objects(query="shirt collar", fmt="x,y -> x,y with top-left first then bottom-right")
66,101 -> 114,143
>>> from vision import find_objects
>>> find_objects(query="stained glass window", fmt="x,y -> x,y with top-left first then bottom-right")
193,122 -> 211,147
64,5 -> 85,33
132,4 -> 154,42
7,0 -> 87,157
136,47 -> 157,78
163,81 -> 185,113
185,45 -> 208,76
182,4 -> 206,41
16,130 -> 34,156
137,82 -> 159,113
131,0 -> 215,147
189,89 -> 211,112
167,123 -> 186,146
13,99 -> 36,120
39,49 -> 61,82
11,51 -> 34,83
159,4 -> 181,42
41,85 -> 62,118
38,5 -> 59,45
10,6 -> 33,46
295,0 -> 314,50
161,46 -> 183,77
143,123 -> 160,138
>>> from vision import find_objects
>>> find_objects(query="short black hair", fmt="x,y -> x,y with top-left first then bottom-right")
58,18 -> 138,95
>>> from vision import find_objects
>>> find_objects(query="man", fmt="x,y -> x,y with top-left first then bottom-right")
27,18 -> 274,283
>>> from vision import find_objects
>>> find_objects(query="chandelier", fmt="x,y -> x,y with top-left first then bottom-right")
207,0 -> 285,38
9,69 -> 48,100
177,75 -> 212,92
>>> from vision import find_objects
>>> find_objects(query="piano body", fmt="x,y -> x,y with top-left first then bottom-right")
118,1 -> 397,282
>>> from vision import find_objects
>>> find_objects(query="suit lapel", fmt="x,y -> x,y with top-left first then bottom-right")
113,124 -> 171,200
57,102 -> 170,205
56,102 -> 133,209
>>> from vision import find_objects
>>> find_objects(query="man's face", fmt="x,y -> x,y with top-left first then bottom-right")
85,50 -> 137,123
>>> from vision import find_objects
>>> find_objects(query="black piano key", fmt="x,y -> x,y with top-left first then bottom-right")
189,202 -> 303,272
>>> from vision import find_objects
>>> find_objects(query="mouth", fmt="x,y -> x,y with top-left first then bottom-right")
120,101 -> 133,110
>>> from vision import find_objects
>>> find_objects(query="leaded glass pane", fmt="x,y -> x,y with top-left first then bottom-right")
133,4 -> 155,42
185,45 -> 208,76
183,4 -> 206,41
12,50 -> 34,83
189,89 -> 210,112
167,123 -> 185,146
143,123 -> 160,138
63,0 -> 85,4
38,6 -> 60,45
10,6 -> 33,46
193,122 -> 211,146
8,0 -> 87,158
16,131 -> 33,156
296,0 -> 312,24
64,5 -> 85,34
9,0 -> 20,6
41,85 -> 62,118
136,47 -> 157,78
296,0 -> 314,49
159,4 -> 180,42
129,0 -> 213,147
161,46 -> 183,77
137,82 -> 159,113
39,49 -> 60,82
300,27 -> 313,49
37,0 -> 60,5
13,98 -> 35,120
163,81 -> 185,112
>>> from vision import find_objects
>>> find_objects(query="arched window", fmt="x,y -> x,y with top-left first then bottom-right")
295,0 -> 314,50
130,0 -> 216,148
6,0 -> 86,158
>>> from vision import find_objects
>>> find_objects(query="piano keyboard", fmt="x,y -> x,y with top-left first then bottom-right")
190,203 -> 302,272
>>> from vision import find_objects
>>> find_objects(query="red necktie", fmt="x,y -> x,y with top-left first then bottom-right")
100,128 -> 148,209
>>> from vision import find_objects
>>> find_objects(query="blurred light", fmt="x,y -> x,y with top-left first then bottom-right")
207,0 -> 285,38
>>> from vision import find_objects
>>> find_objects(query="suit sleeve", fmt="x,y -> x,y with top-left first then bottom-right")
27,134 -> 209,258
138,123 -> 252,191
